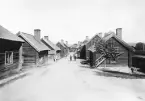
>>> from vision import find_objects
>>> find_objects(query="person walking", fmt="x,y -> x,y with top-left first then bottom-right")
70,55 -> 72,61
73,54 -> 76,61
53,55 -> 56,62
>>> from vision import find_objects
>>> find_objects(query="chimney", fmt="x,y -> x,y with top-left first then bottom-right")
78,41 -> 80,45
66,41 -> 68,45
104,32 -> 109,37
34,29 -> 41,41
61,39 -> 64,43
44,36 -> 49,41
98,33 -> 102,37
86,36 -> 89,41
116,28 -> 122,39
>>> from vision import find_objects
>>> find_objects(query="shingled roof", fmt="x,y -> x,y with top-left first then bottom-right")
0,25 -> 24,42
17,32 -> 50,52
41,38 -> 61,51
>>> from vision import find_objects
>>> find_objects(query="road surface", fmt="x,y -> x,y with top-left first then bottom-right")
0,57 -> 145,101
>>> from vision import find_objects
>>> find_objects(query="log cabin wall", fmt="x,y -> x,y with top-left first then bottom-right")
80,45 -> 86,59
0,39 -> 22,78
22,41 -> 37,68
102,37 -> 129,66
86,35 -> 101,60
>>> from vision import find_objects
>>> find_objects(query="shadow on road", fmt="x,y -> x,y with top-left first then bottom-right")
93,69 -> 145,79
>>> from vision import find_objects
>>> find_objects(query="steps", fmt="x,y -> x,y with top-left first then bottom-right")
95,55 -> 106,67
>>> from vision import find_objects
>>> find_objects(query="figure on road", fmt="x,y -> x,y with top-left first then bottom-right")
73,54 -> 76,61
70,55 -> 72,61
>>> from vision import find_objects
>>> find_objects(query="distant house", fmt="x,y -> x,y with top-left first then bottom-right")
56,39 -> 67,58
41,36 -> 61,59
17,29 -> 50,68
0,25 -> 24,77
70,44 -> 78,52
86,33 -> 102,61
95,28 -> 134,67
63,41 -> 70,54
79,36 -> 91,59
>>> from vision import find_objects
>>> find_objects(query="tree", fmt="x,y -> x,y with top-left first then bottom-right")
135,42 -> 145,51
95,39 -> 124,63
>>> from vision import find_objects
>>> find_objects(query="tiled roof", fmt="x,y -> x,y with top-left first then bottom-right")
0,25 -> 24,42
41,38 -> 61,51
17,32 -> 50,52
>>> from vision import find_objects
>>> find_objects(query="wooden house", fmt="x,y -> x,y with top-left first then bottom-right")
79,35 -> 99,59
41,36 -> 61,59
70,44 -> 78,52
56,39 -> 67,58
0,25 -> 24,78
94,28 -> 134,67
17,29 -> 50,68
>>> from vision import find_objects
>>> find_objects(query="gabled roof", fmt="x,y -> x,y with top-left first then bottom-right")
57,42 -> 66,48
70,44 -> 77,48
41,38 -> 61,51
17,32 -> 50,52
88,44 -> 96,52
86,33 -> 101,45
63,43 -> 69,48
0,25 -> 24,42
103,33 -> 134,52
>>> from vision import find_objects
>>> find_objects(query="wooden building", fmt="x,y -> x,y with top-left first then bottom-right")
41,36 -> 61,59
88,28 -> 134,68
17,29 -> 50,68
70,44 -> 78,52
79,35 -> 99,59
0,25 -> 24,78
100,31 -> 134,67
56,39 -> 67,58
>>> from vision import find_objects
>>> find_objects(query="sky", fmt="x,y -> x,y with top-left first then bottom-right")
0,0 -> 145,44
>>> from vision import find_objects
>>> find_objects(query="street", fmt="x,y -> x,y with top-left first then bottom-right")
0,57 -> 145,101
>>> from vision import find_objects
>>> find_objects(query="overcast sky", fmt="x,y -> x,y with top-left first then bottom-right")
0,0 -> 145,44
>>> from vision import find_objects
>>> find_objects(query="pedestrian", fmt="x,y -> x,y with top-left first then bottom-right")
130,67 -> 134,74
74,54 -> 76,61
53,55 -> 56,62
70,55 -> 72,61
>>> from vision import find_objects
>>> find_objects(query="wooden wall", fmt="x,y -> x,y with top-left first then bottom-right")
22,42 -> 37,67
101,37 -> 129,66
85,35 -> 101,60
0,39 -> 22,78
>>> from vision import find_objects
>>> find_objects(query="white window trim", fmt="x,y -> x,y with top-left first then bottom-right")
5,51 -> 13,65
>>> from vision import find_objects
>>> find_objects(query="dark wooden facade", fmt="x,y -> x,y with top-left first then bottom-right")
0,25 -> 24,78
79,34 -> 101,60
0,39 -> 23,77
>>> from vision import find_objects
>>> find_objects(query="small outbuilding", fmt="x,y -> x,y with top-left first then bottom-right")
17,29 -> 50,68
41,36 -> 61,59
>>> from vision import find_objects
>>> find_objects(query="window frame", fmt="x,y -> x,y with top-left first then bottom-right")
5,51 -> 13,65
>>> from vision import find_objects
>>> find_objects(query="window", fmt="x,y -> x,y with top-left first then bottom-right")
5,51 -> 13,65
114,47 -> 119,53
